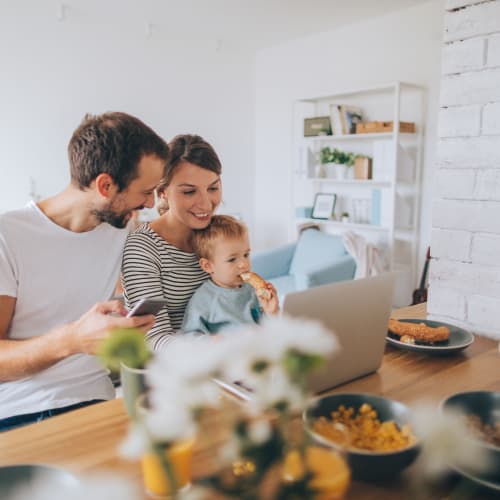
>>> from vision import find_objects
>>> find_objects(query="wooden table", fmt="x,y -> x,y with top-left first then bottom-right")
1,303 -> 499,499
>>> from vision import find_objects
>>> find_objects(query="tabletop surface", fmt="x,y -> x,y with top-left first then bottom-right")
1,303 -> 499,499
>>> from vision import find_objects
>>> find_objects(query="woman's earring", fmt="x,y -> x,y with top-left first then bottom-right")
157,196 -> 169,215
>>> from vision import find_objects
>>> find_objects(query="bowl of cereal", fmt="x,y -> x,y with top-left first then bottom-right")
442,391 -> 500,483
304,393 -> 420,481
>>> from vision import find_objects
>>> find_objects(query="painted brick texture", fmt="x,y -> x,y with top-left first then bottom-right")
430,0 -> 500,340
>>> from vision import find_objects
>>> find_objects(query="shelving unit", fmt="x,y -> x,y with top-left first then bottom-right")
291,81 -> 425,304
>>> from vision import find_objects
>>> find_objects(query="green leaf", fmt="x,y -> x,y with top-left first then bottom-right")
98,327 -> 151,372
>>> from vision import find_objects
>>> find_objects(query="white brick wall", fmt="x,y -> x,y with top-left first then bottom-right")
440,68 -> 500,106
435,169 -> 475,199
471,233 -> 500,264
468,294 -> 500,329
431,228 -> 472,261
446,1 -> 492,10
430,2 -> 500,341
438,105 -> 481,136
488,33 -> 500,66
474,169 -> 500,200
430,259 -> 500,297
483,102 -> 500,133
444,1 -> 500,42
437,136 -> 500,168
432,199 -> 500,232
441,38 -> 485,75
427,285 -> 466,320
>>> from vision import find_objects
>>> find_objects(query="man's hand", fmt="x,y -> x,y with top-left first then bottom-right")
258,283 -> 280,315
67,300 -> 156,355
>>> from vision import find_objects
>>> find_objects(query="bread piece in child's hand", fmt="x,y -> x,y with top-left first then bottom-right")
240,271 -> 271,300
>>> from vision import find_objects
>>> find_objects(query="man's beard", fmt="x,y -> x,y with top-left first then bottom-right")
93,207 -> 141,229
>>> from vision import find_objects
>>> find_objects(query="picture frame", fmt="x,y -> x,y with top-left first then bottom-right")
303,116 -> 332,137
311,193 -> 337,219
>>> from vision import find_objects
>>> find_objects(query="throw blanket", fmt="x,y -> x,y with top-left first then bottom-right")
342,231 -> 384,279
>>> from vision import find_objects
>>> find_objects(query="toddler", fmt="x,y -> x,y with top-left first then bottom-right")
182,215 -> 279,335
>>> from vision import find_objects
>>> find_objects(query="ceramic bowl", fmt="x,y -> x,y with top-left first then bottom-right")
0,464 -> 78,498
304,393 -> 420,481
441,391 -> 500,482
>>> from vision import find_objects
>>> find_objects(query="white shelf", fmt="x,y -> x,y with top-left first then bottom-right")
296,218 -> 390,233
303,178 -> 392,188
292,81 -> 425,304
302,132 -> 415,143
297,81 -> 425,102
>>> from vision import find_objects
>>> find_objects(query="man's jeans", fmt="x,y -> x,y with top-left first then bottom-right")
0,399 -> 104,432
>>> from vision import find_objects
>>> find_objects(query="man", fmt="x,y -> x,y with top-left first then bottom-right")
0,112 -> 168,430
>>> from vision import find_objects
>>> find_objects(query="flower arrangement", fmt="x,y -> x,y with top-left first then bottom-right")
100,315 -> 348,499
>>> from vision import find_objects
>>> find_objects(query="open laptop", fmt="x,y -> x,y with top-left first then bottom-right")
214,273 -> 395,400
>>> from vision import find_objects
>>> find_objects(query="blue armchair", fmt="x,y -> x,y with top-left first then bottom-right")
251,228 -> 356,298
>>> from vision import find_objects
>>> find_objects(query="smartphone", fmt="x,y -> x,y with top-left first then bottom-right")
126,298 -> 168,318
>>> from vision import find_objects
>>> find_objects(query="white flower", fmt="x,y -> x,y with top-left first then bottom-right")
146,403 -> 195,442
119,423 -> 150,459
250,365 -> 306,413
220,315 -> 338,383
178,485 -> 214,500
148,335 -> 227,384
259,314 -> 338,359
412,403 -> 493,479
7,472 -> 140,500
247,418 -> 272,444
219,436 -> 240,463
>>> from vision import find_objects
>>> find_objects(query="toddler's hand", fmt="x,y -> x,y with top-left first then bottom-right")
258,282 -> 279,315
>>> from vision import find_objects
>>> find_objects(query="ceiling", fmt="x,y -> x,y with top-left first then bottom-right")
30,0 -> 431,50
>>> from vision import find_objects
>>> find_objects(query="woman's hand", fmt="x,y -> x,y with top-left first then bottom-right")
258,283 -> 280,315
67,300 -> 155,355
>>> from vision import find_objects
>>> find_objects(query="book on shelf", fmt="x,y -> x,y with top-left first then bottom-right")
329,105 -> 363,135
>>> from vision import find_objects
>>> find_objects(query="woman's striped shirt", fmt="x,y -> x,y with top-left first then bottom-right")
121,223 -> 208,350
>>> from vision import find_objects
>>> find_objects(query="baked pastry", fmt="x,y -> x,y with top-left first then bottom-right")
388,318 -> 450,344
240,271 -> 271,300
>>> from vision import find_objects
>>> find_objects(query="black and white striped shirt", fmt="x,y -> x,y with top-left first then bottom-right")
121,223 -> 208,350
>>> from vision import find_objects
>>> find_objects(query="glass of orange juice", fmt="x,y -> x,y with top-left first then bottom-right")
141,438 -> 194,498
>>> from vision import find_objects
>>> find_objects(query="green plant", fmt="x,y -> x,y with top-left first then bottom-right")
319,147 -> 357,166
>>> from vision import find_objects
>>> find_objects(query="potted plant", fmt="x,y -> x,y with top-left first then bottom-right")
319,147 -> 356,179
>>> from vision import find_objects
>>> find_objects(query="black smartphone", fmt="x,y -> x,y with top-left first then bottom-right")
126,298 -> 168,318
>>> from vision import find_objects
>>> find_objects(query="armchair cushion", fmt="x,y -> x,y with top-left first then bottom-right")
269,275 -> 297,297
294,255 -> 356,290
251,229 -> 356,299
290,229 -> 348,275
251,242 -> 296,280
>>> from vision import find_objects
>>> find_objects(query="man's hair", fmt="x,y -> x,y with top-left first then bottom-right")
68,112 -> 169,192
157,134 -> 222,215
190,215 -> 247,260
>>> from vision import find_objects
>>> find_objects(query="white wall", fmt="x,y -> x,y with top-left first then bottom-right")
254,1 -> 444,278
429,0 -> 500,340
0,3 -> 255,230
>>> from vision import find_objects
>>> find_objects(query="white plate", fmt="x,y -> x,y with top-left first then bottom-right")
386,319 -> 474,354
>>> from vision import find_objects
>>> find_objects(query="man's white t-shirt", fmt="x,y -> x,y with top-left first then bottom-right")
0,201 -> 129,419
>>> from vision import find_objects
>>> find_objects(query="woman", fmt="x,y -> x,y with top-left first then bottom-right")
121,134 -> 222,350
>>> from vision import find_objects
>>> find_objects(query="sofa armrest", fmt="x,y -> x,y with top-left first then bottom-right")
294,255 -> 356,290
251,243 -> 296,280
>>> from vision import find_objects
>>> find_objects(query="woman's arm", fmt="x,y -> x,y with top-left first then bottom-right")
121,231 -> 177,351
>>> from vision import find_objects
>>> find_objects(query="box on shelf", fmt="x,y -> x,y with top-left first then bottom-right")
355,121 -> 415,134
303,116 -> 332,137
354,157 -> 372,180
